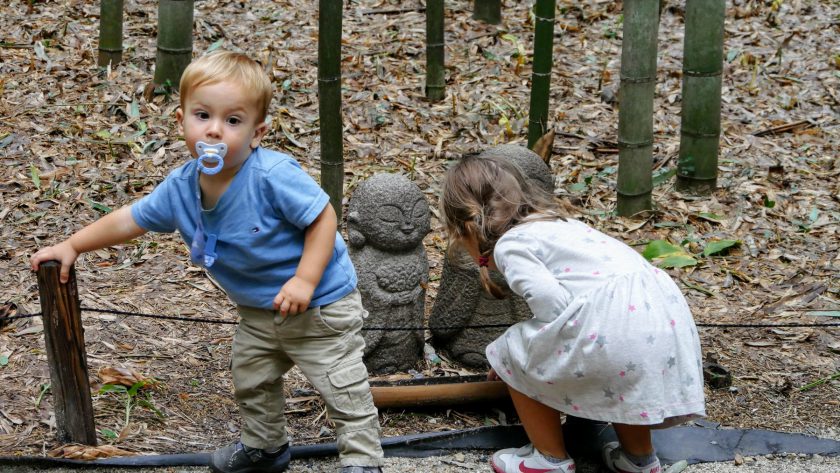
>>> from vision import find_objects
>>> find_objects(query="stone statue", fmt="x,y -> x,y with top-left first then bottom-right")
347,173 -> 431,374
429,144 -> 555,368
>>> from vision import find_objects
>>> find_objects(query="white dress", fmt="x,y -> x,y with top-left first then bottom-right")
487,218 -> 706,427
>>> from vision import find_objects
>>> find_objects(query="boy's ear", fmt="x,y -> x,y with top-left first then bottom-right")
175,108 -> 184,135
250,120 -> 269,149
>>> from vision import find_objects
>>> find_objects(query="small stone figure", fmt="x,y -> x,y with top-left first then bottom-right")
430,144 -> 555,368
347,173 -> 431,374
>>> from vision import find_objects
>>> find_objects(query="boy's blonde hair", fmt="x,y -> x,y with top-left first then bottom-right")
179,51 -> 272,122
440,154 -> 565,298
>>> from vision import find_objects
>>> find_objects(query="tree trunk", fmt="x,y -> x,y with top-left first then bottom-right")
154,0 -> 194,88
616,0 -> 660,216
676,0 -> 725,195
319,0 -> 344,220
473,0 -> 501,25
526,0 -> 557,148
425,0 -> 445,101
98,0 -> 124,67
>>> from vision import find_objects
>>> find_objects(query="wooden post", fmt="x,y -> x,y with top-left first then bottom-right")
36,261 -> 97,445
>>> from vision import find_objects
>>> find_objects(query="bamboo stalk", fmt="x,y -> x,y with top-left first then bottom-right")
425,0 -> 445,101
473,0 -> 501,25
676,0 -> 725,195
153,0 -> 194,88
318,0 -> 344,220
97,0 -> 124,67
616,0 -> 660,216
526,0 -> 557,148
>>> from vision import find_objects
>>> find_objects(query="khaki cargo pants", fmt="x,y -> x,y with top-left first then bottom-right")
233,289 -> 384,468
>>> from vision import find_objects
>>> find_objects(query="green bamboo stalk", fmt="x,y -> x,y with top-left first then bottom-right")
473,0 -> 501,25
676,0 -> 725,195
319,0 -> 344,220
616,0 -> 660,216
98,0 -> 124,67
526,0 -> 557,148
153,0 -> 194,88
425,0 -> 445,101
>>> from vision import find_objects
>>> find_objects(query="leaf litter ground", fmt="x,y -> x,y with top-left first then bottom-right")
0,0 -> 838,459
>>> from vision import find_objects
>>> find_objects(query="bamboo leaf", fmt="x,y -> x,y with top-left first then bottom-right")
660,254 -> 698,268
806,311 -> 840,318
29,165 -> 41,189
207,39 -> 224,53
642,240 -> 684,260
702,239 -> 741,257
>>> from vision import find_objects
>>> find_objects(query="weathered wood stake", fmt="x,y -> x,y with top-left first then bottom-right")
36,261 -> 96,445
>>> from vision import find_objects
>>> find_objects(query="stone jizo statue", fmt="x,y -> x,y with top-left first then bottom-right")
347,173 -> 431,374
430,144 -> 555,368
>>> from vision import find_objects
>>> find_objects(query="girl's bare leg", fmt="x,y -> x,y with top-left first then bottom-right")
507,385 -> 568,458
613,423 -> 654,456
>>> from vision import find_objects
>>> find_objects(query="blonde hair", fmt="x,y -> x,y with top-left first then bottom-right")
179,51 -> 272,122
440,154 -> 566,298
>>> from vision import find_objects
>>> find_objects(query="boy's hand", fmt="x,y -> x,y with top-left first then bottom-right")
30,241 -> 79,283
273,276 -> 315,317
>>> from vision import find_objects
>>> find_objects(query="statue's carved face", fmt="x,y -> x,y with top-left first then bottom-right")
366,194 -> 429,251
349,175 -> 431,252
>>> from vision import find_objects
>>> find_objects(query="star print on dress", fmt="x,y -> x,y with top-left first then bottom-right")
626,362 -> 637,372
564,395 -> 573,406
603,387 -> 615,399
595,335 -> 607,348
646,335 -> 656,344
667,356 -> 676,368
629,304 -> 637,312
574,370 -> 585,378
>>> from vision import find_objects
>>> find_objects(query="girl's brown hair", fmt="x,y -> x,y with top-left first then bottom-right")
440,154 -> 565,297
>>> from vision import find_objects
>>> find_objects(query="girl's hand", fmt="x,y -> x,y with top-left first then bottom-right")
487,367 -> 500,381
30,241 -> 79,283
273,276 -> 315,317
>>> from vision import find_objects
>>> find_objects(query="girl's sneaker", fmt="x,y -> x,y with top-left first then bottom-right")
490,443 -> 576,473
602,442 -> 662,473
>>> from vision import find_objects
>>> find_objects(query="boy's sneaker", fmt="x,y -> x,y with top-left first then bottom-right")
602,441 -> 661,473
209,442 -> 290,473
339,467 -> 382,473
490,443 -> 576,473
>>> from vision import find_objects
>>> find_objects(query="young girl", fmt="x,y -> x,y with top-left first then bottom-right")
439,154 -> 705,473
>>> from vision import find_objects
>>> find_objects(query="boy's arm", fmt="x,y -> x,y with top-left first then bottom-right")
273,203 -> 337,316
30,205 -> 147,283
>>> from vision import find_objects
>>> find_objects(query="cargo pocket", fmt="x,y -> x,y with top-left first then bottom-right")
326,360 -> 373,416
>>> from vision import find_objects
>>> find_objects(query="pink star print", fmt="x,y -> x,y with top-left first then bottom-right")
593,271 -> 600,275
619,371 -> 626,377
629,304 -> 637,312
619,395 -> 625,402
573,405 -> 580,411
640,411 -> 649,419
589,333 -> 598,341
564,267 -> 571,273
670,319 -> 676,327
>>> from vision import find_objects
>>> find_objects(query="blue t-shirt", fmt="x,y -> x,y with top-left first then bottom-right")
131,147 -> 357,309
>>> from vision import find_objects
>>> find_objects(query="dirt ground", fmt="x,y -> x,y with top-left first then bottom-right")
0,0 -> 838,461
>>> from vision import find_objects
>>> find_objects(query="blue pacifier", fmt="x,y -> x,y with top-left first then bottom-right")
196,141 -> 228,175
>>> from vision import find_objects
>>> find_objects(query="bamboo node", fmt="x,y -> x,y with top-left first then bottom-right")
683,69 -> 723,78
156,46 -> 192,54
619,75 -> 656,84
535,15 -> 556,23
681,129 -> 720,139
617,139 -> 653,149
